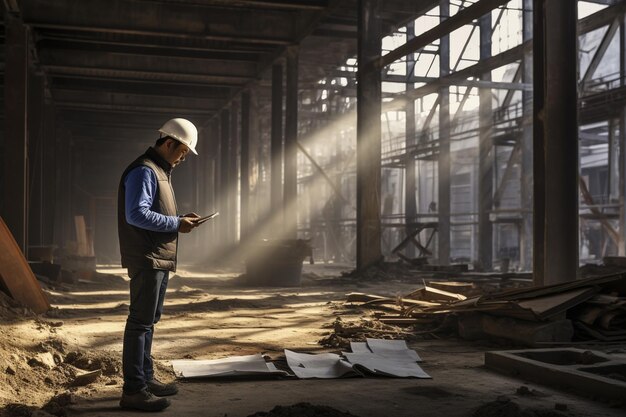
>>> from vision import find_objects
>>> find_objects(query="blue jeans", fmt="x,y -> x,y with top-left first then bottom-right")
122,268 -> 169,394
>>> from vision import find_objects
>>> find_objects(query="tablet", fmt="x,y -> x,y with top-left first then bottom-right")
193,212 -> 219,224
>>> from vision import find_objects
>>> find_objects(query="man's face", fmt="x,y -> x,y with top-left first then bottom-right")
164,139 -> 190,167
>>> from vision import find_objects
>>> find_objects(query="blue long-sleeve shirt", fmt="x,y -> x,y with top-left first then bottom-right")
124,166 -> 180,232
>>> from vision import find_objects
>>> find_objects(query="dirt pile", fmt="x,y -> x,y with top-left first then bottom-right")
0,291 -> 36,321
472,396 -> 572,417
247,402 -> 359,417
0,317 -> 123,416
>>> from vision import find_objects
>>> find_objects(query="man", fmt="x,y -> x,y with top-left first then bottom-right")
117,118 -> 201,411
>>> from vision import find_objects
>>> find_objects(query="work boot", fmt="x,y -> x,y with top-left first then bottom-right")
120,388 -> 171,411
147,378 -> 179,396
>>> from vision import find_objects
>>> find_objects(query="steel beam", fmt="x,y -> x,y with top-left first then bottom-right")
2,12 -> 28,253
37,48 -> 258,79
356,0 -> 382,270
478,12 -> 493,270
50,77 -> 233,100
42,64 -> 250,86
35,30 -> 275,54
404,42 -> 529,103
51,88 -> 224,111
55,101 -> 217,114
533,0 -> 578,285
438,0 -> 451,265
582,18 -> 619,84
284,47 -> 299,239
379,0 -> 509,68
21,0 -> 296,45
37,38 -> 263,62
130,0 -> 329,11
578,2 -> 626,35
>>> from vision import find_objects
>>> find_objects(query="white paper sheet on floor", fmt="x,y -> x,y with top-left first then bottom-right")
171,354 -> 288,378
342,352 -> 430,378
284,349 -> 358,379
365,338 -> 422,362
286,339 -> 430,379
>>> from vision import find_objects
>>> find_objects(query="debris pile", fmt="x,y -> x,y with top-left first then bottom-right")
336,265 -> 626,346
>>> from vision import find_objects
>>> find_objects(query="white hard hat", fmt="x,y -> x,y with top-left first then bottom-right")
158,118 -> 198,155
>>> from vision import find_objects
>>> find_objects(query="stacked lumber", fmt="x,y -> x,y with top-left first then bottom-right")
571,294 -> 626,341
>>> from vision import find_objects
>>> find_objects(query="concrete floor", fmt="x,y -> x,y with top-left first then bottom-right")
51,264 -> 624,417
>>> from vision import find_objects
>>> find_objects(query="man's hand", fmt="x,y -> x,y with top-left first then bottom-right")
179,217 -> 199,233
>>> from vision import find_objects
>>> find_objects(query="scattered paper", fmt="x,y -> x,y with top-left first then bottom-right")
285,350 -> 358,379
365,338 -> 422,362
343,352 -> 431,378
349,341 -> 372,353
171,354 -> 288,378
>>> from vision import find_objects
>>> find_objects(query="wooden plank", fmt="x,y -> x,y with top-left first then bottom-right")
0,217 -> 50,314
345,292 -> 440,308
429,281 -> 475,295
406,285 -> 467,302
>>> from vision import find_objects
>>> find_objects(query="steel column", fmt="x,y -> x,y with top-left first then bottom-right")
618,12 -> 626,256
405,21 -> 417,259
478,12 -> 494,270
220,109 -> 230,244
2,12 -> 29,253
270,63 -> 284,230
284,47 -> 299,239
533,0 -> 578,285
520,0 -> 534,270
27,73 -> 46,250
42,101 -> 57,245
230,101 -> 239,242
356,0 -> 382,269
241,91 -> 251,240
438,0 -> 451,265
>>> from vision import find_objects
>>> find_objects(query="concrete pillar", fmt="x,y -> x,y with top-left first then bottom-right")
271,63 -> 284,230
241,91 -> 251,240
284,47 -> 299,239
478,12 -> 494,270
356,0 -> 382,269
220,109 -> 230,244
533,0 -> 578,285
438,0 -> 451,265
2,12 -> 28,253
520,0 -> 534,270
